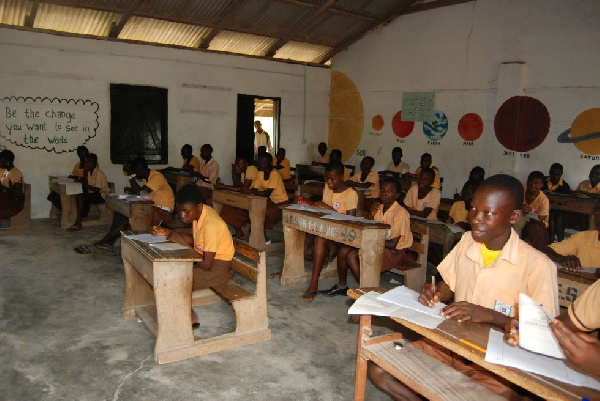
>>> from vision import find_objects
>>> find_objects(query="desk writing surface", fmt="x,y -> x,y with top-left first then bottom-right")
121,231 -> 200,262
546,192 -> 600,214
348,288 -> 600,401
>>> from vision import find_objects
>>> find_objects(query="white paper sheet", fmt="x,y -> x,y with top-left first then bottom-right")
150,242 -> 189,251
518,294 -> 565,359
65,182 -> 83,195
348,291 -> 444,329
556,263 -> 597,274
320,213 -> 372,223
485,329 -> 600,390
125,234 -> 168,244
377,285 -> 446,318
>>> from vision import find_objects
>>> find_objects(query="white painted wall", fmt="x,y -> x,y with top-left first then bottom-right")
0,28 -> 330,218
332,0 -> 600,198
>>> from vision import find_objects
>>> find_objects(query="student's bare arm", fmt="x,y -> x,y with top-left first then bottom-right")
551,319 -> 600,380
151,226 -> 194,248
542,246 -> 582,270
441,302 -> 510,328
196,251 -> 216,270
406,207 -> 432,218
385,236 -> 401,249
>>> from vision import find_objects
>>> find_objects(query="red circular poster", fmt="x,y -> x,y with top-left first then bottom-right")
391,111 -> 414,138
458,113 -> 484,141
494,96 -> 550,152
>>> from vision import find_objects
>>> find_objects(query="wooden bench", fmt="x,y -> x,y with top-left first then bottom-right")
389,221 -> 429,291
49,179 -> 115,227
9,183 -> 31,228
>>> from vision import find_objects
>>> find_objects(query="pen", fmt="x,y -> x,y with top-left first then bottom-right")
432,275 -> 436,295
157,220 -> 163,228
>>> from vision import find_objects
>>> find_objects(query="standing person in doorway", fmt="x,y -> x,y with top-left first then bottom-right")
254,121 -> 273,156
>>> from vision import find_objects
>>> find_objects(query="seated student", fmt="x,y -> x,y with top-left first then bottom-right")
215,155 -> 257,191
329,149 -> 351,182
348,156 -> 380,212
542,210 -> 600,270
255,146 -> 267,164
0,149 -> 25,219
151,184 -> 234,328
68,153 -> 110,231
520,170 -> 550,250
181,144 -> 201,173
296,161 -> 357,301
380,146 -> 410,176
369,174 -> 559,400
312,142 -> 330,166
272,148 -> 292,182
320,178 -> 412,296
74,157 -> 174,253
543,163 -> 571,242
406,153 -> 441,189
48,145 -> 90,210
220,153 -> 288,242
574,164 -> 600,198
194,144 -> 220,187
446,180 -> 477,231
402,167 -> 441,221
453,166 -> 484,200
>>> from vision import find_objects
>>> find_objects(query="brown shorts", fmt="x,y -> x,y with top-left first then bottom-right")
381,248 -> 407,272
151,207 -> 173,226
193,259 -> 234,289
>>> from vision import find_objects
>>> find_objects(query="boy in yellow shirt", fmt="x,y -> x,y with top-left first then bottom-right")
68,153 -> 110,231
329,149 -> 351,181
0,149 -> 25,219
446,180 -> 477,230
215,155 -> 258,191
575,164 -> 600,196
151,184 -> 234,327
272,148 -> 292,181
406,153 -> 441,189
348,156 -> 380,212
403,168 -> 441,221
181,144 -> 201,172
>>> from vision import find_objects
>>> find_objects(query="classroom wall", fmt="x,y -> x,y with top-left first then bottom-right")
0,28 -> 330,218
331,0 -> 600,198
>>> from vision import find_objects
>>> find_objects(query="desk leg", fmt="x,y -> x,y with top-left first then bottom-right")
281,226 -> 306,286
122,258 -> 155,319
248,199 -> 267,249
60,193 -> 77,228
358,231 -> 385,287
153,261 -> 194,363
130,204 -> 152,233
354,315 -> 372,401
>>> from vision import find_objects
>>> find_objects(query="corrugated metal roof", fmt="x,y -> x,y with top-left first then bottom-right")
75,0 -> 131,11
119,16 -> 210,47
136,0 -> 236,22
34,3 -> 120,36
302,13 -> 370,45
274,41 -> 332,63
208,30 -> 278,56
0,0 -> 31,26
333,0 -> 403,20
246,2 -> 314,37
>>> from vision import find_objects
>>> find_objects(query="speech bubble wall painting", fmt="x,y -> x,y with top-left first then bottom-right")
0,96 -> 99,153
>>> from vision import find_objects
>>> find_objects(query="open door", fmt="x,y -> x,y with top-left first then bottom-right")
236,94 -> 280,162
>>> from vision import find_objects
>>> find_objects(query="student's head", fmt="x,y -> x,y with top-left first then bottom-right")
589,164 -> 600,187
417,167 -> 435,190
175,184 -> 204,224
420,153 -> 432,168
325,161 -> 345,190
360,156 -> 374,172
470,174 -> 523,249
76,146 -> 89,159
469,166 -> 485,183
329,149 -> 342,163
548,163 -> 563,184
461,180 -> 477,205
200,144 -> 213,161
392,147 -> 403,164
258,152 -> 273,172
85,153 -> 98,170
254,121 -> 262,132
526,171 -> 545,194
0,149 -> 15,168
380,177 -> 401,206
234,155 -> 249,174
131,157 -> 149,179
257,146 -> 267,158
181,144 -> 193,159
318,142 -> 327,156
276,148 -> 286,161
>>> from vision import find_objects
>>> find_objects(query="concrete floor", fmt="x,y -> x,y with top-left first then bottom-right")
0,220 -> 403,401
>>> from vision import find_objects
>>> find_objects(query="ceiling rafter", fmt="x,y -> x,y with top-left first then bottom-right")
109,0 -> 144,38
198,0 -> 250,49
23,0 -> 40,27
276,0 -> 377,22
402,0 -> 475,15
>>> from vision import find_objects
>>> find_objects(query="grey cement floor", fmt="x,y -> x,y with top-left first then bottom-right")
0,220 -> 404,401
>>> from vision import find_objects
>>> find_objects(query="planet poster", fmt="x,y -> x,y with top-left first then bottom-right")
422,110 -> 448,142
557,108 -> 600,155
494,96 -> 550,152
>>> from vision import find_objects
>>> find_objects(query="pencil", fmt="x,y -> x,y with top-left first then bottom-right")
460,339 -> 486,354
432,276 -> 436,295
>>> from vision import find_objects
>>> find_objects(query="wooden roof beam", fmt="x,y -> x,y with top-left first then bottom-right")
23,0 -> 40,27
402,0 -> 475,15
109,0 -> 144,38
199,0 -> 250,49
276,0 -> 377,22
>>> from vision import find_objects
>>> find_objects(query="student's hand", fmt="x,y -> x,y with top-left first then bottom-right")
559,255 -> 582,271
240,188 -> 252,195
446,217 -> 454,224
370,202 -> 381,215
522,204 -> 533,213
418,283 -> 441,308
150,226 -> 172,237
551,319 -> 600,379
124,187 -> 133,194
503,318 -> 519,346
441,301 -> 493,323
295,195 -> 308,204
313,201 -> 330,210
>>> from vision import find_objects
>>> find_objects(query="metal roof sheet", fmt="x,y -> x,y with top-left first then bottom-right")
302,12 -> 370,45
208,30 -> 278,56
119,16 -> 210,47
0,0 -> 31,26
274,41 -> 332,63
332,0 -> 404,20
136,0 -> 236,22
34,3 -> 120,36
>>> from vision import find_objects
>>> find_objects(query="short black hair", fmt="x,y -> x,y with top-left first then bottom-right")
201,144 -> 213,153
326,161 -> 345,176
591,164 -> 600,174
381,177 -> 401,194
236,154 -> 249,164
259,152 -> 273,164
419,167 -> 435,180
550,163 -> 563,172
277,148 -> 286,156
330,149 -> 342,160
176,184 -> 203,205
479,174 -> 524,210
0,149 -> 15,163
257,146 -> 267,154
392,147 -> 402,154
132,156 -> 148,170
527,171 -> 545,182
76,145 -> 88,153
470,166 -> 485,180
182,144 -> 192,152
421,153 -> 432,160
364,156 -> 375,166
86,153 -> 98,164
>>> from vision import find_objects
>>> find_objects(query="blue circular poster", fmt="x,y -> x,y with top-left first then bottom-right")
423,110 -> 448,142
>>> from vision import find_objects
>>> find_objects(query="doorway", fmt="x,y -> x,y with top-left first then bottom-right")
236,94 -> 281,163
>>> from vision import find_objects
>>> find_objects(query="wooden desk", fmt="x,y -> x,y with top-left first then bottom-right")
349,288 -> 600,401
557,268 -> 598,308
160,169 -> 194,192
295,163 -> 356,186
49,176 -> 77,228
105,194 -> 154,233
411,217 -> 464,257
298,182 -> 367,211
546,192 -> 600,228
211,189 -> 268,249
281,208 -> 388,287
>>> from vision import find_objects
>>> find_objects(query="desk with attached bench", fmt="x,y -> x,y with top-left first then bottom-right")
160,169 -> 195,193
411,216 -> 464,258
557,268 -> 598,308
105,194 -> 154,233
546,192 -> 600,229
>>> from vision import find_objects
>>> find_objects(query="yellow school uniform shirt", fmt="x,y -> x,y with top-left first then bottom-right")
448,200 -> 469,224
386,161 -> 410,174
317,152 -> 330,164
322,186 -> 358,214
71,161 -> 85,178
373,202 -> 413,250
183,155 -> 201,172
343,167 -> 351,182
241,165 -> 258,183
252,170 -> 289,204
577,179 -> 600,194
523,187 -> 550,227
272,157 -> 292,180
351,171 -> 380,199
415,166 -> 441,189
198,158 -> 220,184
437,228 -> 559,317
568,279 -> 600,332
193,205 -> 235,261
403,185 -> 441,221
144,170 -> 174,211
549,230 -> 600,268
86,167 -> 110,198
0,167 -> 23,188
